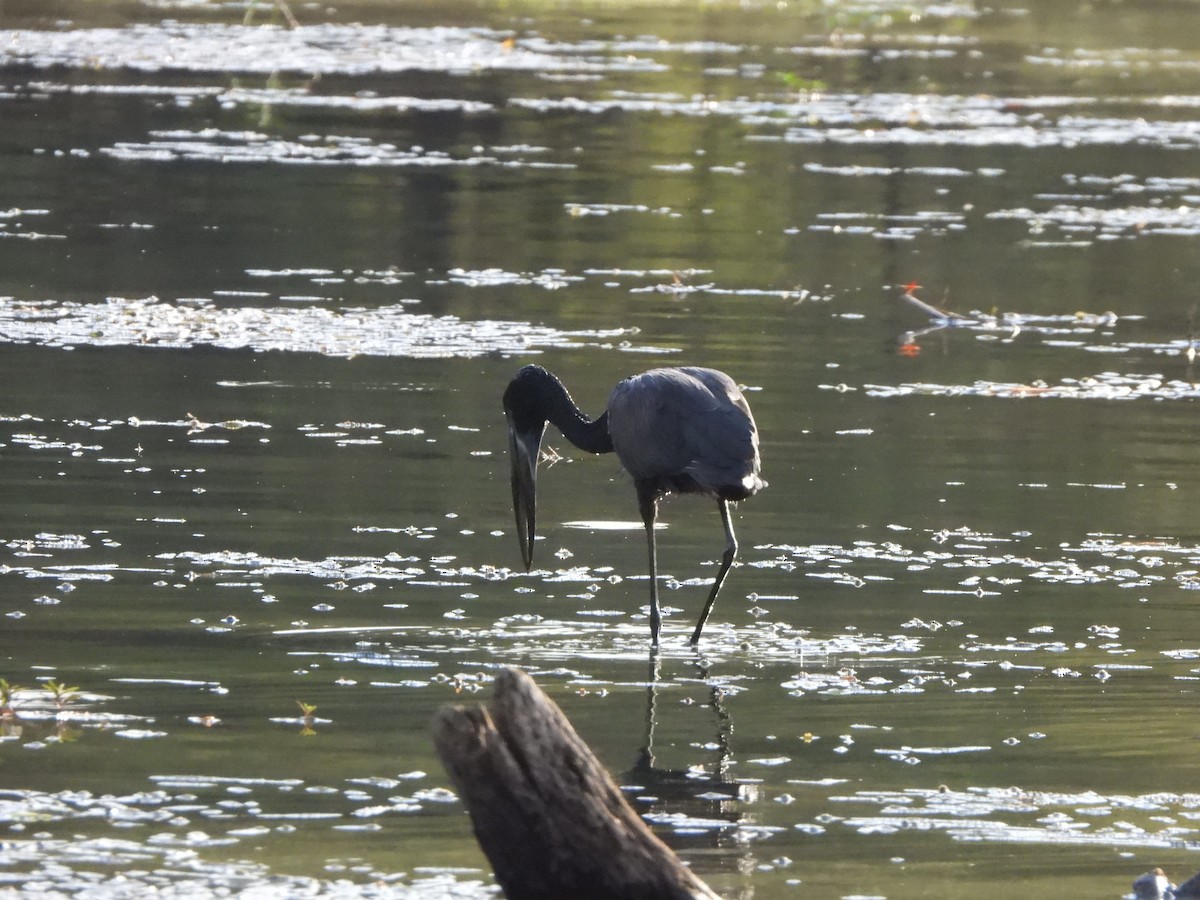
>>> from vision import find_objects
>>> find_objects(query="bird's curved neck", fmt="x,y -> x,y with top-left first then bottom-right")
523,369 -> 613,454
547,384 -> 612,455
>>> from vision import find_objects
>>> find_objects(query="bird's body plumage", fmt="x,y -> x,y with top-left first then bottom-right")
502,364 -> 764,644
608,367 -> 763,501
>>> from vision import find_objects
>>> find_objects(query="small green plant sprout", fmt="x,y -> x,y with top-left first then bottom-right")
776,72 -> 827,96
295,700 -> 319,736
0,679 -> 22,716
43,680 -> 80,710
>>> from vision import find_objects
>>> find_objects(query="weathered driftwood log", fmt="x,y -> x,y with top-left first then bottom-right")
432,667 -> 722,900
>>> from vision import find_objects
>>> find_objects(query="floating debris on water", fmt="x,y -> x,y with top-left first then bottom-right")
100,129 -> 573,170
0,22 -> 665,76
863,372 -> 1200,401
831,785 -> 1200,850
0,295 -> 663,358
30,80 -> 495,116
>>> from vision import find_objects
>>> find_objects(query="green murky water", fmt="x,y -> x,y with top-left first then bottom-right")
4,1 -> 1200,897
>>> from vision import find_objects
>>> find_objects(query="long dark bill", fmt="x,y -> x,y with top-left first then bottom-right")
507,422 -> 543,570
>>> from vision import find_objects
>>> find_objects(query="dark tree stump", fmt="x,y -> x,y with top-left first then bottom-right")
432,667 -> 722,900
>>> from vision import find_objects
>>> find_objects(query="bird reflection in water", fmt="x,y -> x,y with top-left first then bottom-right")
625,647 -> 757,825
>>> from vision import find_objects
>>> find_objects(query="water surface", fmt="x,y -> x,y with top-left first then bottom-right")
4,1 -> 1200,897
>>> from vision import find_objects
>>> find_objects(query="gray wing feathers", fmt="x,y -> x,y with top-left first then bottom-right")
607,368 -> 761,494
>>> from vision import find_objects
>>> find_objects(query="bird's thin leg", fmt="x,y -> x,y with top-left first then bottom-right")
637,486 -> 661,645
691,500 -> 737,645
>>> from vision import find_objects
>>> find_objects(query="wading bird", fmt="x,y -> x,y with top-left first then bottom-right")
503,365 -> 765,645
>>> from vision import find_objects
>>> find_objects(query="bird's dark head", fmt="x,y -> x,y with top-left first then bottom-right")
502,365 -> 554,434
502,365 -> 554,570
